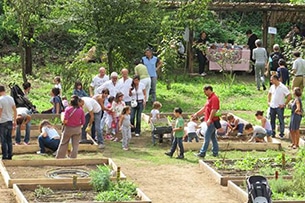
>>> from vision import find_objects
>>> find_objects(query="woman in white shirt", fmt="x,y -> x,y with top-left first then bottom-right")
129,75 -> 146,137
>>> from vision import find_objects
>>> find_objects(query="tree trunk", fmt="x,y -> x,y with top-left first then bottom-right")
25,46 -> 32,75
107,47 -> 113,73
187,29 -> 194,73
25,27 -> 34,75
19,36 -> 27,83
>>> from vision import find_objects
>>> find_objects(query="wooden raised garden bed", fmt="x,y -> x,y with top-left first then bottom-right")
199,158 -> 293,186
0,158 -> 126,188
184,138 -> 282,151
228,180 -> 305,203
13,182 -> 151,203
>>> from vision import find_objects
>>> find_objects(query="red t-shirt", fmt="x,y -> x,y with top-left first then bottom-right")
204,92 -> 220,122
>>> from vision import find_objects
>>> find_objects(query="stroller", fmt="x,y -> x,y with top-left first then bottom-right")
9,83 -> 38,113
247,175 -> 272,203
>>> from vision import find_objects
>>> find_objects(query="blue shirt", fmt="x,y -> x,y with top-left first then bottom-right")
277,67 -> 290,86
142,56 -> 159,78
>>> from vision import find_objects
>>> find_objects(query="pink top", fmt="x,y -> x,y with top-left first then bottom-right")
64,106 -> 85,127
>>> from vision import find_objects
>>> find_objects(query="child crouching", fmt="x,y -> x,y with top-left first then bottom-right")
245,123 -> 270,143
165,107 -> 184,159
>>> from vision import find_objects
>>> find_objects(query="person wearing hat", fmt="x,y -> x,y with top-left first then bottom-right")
97,71 -> 120,97
141,48 -> 162,103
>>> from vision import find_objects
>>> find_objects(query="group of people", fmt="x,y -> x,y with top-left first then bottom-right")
0,47 -> 164,159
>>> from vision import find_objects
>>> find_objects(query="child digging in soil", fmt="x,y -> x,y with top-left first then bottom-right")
165,107 -> 184,159
245,123 -> 270,143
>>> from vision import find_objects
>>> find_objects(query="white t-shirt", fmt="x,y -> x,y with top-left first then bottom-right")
269,83 -> 290,108
253,125 -> 267,136
187,121 -> 197,133
292,58 -> 305,76
97,80 -> 119,97
150,109 -> 160,123
42,126 -> 60,139
0,95 -> 15,123
81,97 -> 101,113
117,77 -> 132,102
130,82 -> 145,101
90,75 -> 110,96
17,107 -> 30,117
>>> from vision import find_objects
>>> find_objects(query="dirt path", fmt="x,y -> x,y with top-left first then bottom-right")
113,159 -> 240,203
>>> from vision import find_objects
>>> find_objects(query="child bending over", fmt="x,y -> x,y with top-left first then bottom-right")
255,110 -> 273,142
245,123 -> 269,143
186,116 -> 199,142
227,113 -> 244,136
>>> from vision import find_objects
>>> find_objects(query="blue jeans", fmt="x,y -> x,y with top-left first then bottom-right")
269,107 -> 285,137
38,135 -> 60,153
0,121 -> 13,159
237,123 -> 244,134
15,121 -> 31,144
130,102 -> 144,134
81,111 -> 103,144
169,137 -> 184,156
199,122 -> 219,155
150,77 -> 157,103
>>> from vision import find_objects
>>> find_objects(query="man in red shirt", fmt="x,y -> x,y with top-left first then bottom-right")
193,85 -> 220,158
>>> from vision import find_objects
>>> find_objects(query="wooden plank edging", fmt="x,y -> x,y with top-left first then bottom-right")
13,183 -> 151,203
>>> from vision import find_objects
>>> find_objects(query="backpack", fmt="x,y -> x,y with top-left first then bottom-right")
271,52 -> 282,71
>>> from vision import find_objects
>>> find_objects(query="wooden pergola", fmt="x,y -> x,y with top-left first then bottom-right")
184,1 -> 305,73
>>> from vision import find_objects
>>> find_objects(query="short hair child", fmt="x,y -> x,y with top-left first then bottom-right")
165,107 -> 184,159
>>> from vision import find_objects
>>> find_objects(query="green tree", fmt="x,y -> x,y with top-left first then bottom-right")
3,0 -> 53,82
68,0 -> 162,72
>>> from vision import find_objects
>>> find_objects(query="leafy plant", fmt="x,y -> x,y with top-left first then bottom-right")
34,185 -> 54,198
94,180 -> 137,202
234,153 -> 258,171
90,165 -> 111,192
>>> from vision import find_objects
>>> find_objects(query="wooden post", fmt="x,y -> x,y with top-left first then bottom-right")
262,11 -> 268,50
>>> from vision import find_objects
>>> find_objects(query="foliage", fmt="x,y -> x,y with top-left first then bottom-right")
94,179 -> 137,202
234,153 -> 258,171
89,165 -> 111,192
34,185 -> 54,198
67,0 -> 162,72
292,147 -> 305,194
3,0 -> 54,81
61,49 -> 102,93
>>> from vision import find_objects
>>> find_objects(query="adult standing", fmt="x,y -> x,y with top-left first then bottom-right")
89,67 -> 109,97
0,85 -> 17,160
291,51 -> 305,92
15,107 -> 31,145
134,59 -> 151,102
267,44 -> 284,77
289,87 -> 302,149
79,96 -> 104,149
129,75 -> 146,137
268,75 -> 291,139
142,48 -> 162,103
117,69 -> 133,106
246,29 -> 258,72
97,72 -> 120,97
56,95 -> 85,158
194,85 -> 220,158
195,31 -> 208,76
252,39 -> 268,91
